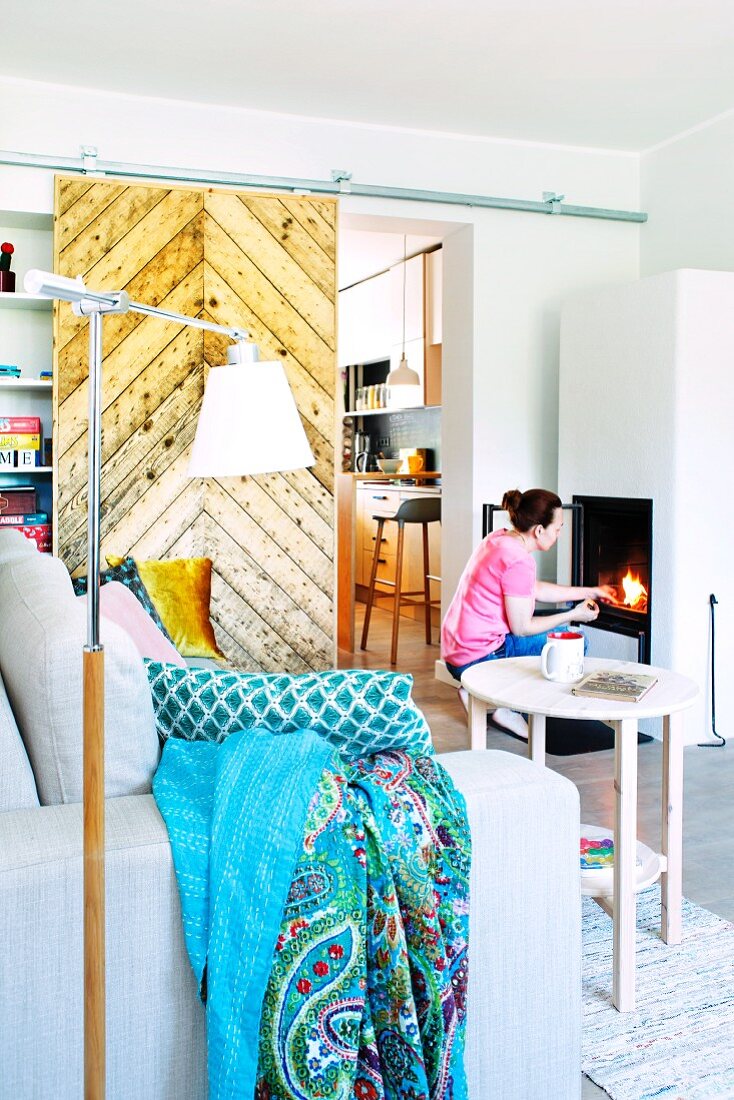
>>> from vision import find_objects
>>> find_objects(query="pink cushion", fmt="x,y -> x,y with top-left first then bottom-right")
77,581 -> 186,667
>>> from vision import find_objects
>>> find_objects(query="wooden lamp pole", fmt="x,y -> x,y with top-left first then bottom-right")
83,306 -> 107,1099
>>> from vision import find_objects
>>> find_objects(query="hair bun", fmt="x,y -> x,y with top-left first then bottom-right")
501,489 -> 522,516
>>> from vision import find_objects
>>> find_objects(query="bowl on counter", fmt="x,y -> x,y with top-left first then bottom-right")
376,458 -> 401,474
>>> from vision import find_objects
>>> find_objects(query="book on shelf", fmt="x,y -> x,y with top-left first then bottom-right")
0,433 -> 41,451
0,449 -> 44,468
18,523 -> 52,554
580,835 -> 643,870
0,485 -> 37,516
0,511 -> 48,526
0,365 -> 21,378
0,416 -> 42,434
571,669 -> 658,703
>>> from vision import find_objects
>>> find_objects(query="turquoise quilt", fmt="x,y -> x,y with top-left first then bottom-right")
153,728 -> 470,1100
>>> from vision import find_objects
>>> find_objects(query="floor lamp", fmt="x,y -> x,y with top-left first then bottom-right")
24,268 -> 315,1099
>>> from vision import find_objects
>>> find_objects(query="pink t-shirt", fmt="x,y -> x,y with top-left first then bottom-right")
441,529 -> 536,666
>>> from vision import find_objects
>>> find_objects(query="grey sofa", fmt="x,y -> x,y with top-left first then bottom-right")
0,529 -> 582,1099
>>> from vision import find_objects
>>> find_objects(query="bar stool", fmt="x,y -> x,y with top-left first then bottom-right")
360,497 -> 442,665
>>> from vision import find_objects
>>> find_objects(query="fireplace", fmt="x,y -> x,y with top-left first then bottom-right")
481,495 -> 653,663
571,495 -> 653,663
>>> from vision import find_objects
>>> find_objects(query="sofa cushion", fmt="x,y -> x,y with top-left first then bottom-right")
72,557 -> 174,643
0,531 -> 160,805
107,555 -> 224,660
145,663 -> 433,760
76,583 -> 186,667
0,668 -> 40,811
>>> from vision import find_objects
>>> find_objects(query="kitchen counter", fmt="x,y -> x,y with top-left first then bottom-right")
344,471 -> 441,481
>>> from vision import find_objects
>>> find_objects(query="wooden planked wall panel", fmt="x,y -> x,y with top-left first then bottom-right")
54,176 -> 335,671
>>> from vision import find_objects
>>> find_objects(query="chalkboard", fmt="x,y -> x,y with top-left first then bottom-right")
366,407 -> 441,466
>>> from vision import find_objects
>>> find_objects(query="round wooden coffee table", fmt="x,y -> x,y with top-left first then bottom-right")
461,656 -> 699,1012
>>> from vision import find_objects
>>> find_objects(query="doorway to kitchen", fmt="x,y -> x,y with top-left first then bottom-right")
335,214 -> 471,676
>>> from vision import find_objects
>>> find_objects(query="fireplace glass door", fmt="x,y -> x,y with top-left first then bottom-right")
572,495 -> 653,662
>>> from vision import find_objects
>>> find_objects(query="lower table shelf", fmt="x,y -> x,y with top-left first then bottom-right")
580,823 -> 664,899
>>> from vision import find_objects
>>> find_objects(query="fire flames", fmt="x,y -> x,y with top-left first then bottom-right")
620,569 -> 648,611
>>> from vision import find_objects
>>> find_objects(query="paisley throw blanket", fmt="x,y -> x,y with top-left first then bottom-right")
154,728 -> 470,1100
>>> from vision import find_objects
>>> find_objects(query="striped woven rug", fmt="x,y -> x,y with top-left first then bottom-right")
583,891 -> 734,1099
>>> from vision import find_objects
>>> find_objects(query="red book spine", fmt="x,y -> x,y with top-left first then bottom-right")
0,416 -> 42,434
18,524 -> 52,553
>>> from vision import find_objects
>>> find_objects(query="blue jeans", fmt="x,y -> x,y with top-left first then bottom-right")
445,630 -> 589,682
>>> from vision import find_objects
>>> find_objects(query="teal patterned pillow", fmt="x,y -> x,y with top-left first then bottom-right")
144,663 -> 433,760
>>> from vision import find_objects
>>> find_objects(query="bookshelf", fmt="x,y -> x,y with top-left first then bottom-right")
0,212 -> 54,524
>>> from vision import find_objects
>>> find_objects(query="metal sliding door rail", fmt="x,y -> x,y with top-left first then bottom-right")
0,147 -> 647,224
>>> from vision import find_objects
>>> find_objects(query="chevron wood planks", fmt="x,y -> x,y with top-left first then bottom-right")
54,176 -> 336,671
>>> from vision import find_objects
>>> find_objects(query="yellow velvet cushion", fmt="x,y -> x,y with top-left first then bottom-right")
106,555 -> 224,659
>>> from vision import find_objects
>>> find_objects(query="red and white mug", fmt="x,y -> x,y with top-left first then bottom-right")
540,631 -> 585,684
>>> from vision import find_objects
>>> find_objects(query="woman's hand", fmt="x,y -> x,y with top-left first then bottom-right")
592,585 -> 617,603
572,599 -> 600,623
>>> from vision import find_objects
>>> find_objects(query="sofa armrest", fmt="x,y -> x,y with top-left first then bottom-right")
438,751 -> 581,1100
0,795 -> 206,1100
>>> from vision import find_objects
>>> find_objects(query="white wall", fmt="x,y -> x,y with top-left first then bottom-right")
560,270 -> 734,744
641,110 -> 734,276
0,75 -> 640,606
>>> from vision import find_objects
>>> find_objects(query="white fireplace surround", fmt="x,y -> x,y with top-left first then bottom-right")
558,268 -> 734,745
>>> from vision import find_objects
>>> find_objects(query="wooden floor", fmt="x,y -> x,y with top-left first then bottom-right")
341,605 -> 734,1100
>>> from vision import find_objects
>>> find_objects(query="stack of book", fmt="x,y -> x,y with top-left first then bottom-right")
0,484 -> 51,552
0,416 -> 44,468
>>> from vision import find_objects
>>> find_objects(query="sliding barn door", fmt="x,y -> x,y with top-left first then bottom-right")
54,176 -> 335,672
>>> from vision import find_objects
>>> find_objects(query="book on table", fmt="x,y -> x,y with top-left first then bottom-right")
571,668 -> 659,703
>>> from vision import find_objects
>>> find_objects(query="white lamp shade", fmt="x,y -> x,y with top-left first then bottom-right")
386,353 -> 423,409
188,362 -> 315,477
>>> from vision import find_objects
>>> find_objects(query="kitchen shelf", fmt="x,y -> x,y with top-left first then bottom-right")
344,404 -> 442,418
0,293 -> 52,311
0,378 -> 52,391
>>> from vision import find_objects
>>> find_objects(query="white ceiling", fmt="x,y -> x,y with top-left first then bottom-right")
4,0 -> 734,152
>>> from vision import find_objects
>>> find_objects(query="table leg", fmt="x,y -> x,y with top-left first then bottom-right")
661,711 -> 683,944
528,713 -> 546,765
468,694 -> 488,751
613,718 -> 638,1012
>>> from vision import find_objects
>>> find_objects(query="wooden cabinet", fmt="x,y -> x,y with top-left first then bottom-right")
424,249 -> 442,406
388,254 -> 425,346
355,485 -> 441,623
355,486 -> 397,585
338,269 -> 393,368
338,252 -> 443,404
425,248 -> 442,346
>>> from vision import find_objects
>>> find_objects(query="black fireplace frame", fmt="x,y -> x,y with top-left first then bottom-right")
482,496 -> 653,664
